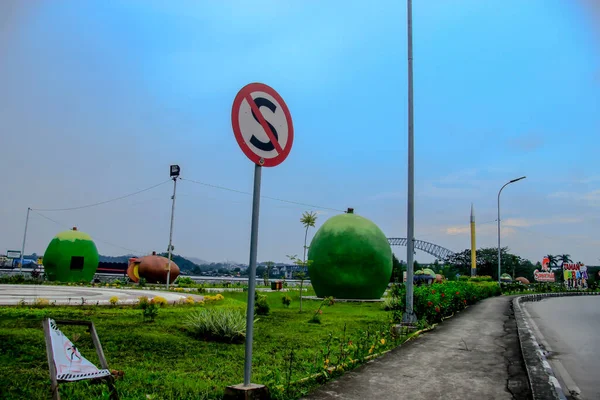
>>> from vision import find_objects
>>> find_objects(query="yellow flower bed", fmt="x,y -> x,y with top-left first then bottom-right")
153,296 -> 168,306
203,294 -> 225,302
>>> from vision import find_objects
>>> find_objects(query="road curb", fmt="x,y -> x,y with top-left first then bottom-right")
513,292 -> 600,400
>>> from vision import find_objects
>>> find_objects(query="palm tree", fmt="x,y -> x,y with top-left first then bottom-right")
545,254 -> 562,284
546,254 -> 559,270
300,211 -> 318,263
558,254 -> 572,267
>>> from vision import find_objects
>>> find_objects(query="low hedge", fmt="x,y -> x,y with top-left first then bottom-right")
387,281 -> 501,325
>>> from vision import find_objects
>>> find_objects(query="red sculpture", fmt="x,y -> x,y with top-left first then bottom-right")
126,251 -> 180,284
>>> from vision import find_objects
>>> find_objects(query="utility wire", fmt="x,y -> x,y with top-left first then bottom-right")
181,177 -> 345,212
31,210 -> 143,254
31,180 -> 170,212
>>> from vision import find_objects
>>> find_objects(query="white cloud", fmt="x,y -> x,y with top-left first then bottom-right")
502,216 -> 584,227
548,189 -> 600,206
443,224 -> 514,237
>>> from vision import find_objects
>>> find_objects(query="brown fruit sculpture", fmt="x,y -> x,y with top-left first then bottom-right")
126,251 -> 180,284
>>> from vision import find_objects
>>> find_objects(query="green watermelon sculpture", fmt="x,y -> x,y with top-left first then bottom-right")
307,208 -> 392,299
43,227 -> 99,282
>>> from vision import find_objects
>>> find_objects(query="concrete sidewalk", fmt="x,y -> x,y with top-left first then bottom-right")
302,296 -> 531,400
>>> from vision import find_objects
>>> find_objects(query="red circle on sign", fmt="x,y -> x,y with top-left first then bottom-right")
231,82 -> 294,167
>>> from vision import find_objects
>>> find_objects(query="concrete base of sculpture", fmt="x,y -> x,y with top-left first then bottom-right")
392,323 -> 418,337
303,295 -> 384,303
223,383 -> 270,400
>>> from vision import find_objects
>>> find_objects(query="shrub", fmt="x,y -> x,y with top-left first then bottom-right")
152,296 -> 168,306
204,294 -> 225,302
381,296 -> 402,311
184,296 -> 195,305
400,281 -> 501,326
142,303 -> 159,322
177,277 -> 195,286
138,277 -> 147,287
185,308 -> 251,343
309,296 -> 335,324
469,275 -> 493,282
109,296 -> 119,306
33,298 -> 49,306
255,294 -> 270,316
281,295 -> 292,307
137,296 -> 150,308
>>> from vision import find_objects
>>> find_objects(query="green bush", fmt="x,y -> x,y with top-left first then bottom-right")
281,294 -> 292,307
176,276 -> 195,287
255,294 -> 270,315
0,274 -> 36,284
381,296 -> 399,311
142,302 -> 159,322
469,275 -> 493,282
411,281 -> 500,325
185,308 -> 250,343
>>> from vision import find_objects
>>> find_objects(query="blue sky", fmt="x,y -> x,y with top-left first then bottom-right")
1,1 -> 598,265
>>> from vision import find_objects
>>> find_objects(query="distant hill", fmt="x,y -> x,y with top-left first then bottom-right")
187,256 -> 210,266
98,254 -> 135,263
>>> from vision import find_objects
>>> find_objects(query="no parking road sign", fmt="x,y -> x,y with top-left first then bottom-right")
230,82 -> 295,392
231,82 -> 294,167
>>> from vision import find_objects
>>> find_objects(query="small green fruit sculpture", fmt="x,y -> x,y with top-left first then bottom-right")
307,208 -> 392,299
43,227 -> 99,282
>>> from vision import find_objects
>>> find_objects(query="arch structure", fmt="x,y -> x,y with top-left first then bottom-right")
387,238 -> 455,260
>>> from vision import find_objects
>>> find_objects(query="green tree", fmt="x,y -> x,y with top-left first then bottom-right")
558,254 -> 572,266
545,254 -> 562,283
445,247 -> 528,280
300,211 -> 318,263
390,253 -> 403,283
263,261 -> 275,285
287,254 -> 311,313
546,254 -> 559,269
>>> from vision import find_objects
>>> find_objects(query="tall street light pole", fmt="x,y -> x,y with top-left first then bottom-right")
166,165 -> 180,290
403,0 -> 417,324
19,207 -> 31,272
497,176 -> 526,284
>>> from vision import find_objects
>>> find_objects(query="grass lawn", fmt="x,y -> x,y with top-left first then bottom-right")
0,289 -> 404,400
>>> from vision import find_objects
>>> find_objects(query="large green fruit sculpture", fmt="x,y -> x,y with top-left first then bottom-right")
307,208 -> 392,299
43,227 -> 99,282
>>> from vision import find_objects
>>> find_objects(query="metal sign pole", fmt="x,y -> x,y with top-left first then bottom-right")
243,163 -> 262,386
166,177 -> 177,290
403,0 -> 417,324
19,207 -> 31,272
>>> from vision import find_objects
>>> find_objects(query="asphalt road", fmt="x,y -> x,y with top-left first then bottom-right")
523,296 -> 600,400
0,284 -> 203,305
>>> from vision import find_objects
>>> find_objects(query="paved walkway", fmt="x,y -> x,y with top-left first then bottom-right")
0,284 -> 204,305
303,296 -> 531,400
